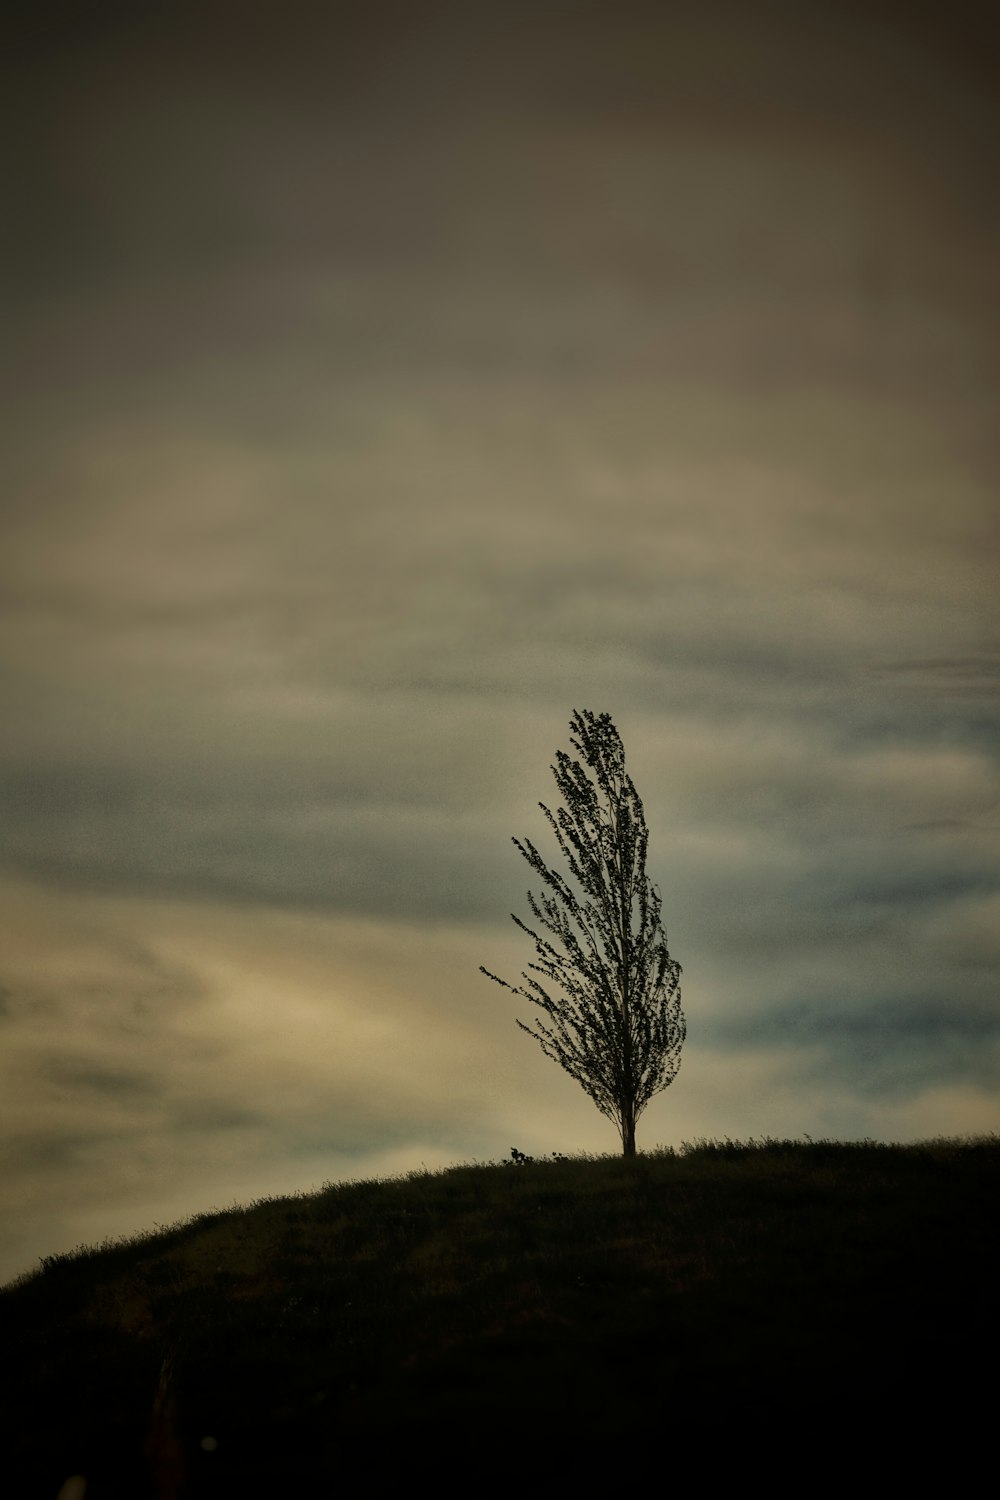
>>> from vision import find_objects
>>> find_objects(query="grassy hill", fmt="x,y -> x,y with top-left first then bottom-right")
3,1137 -> 997,1496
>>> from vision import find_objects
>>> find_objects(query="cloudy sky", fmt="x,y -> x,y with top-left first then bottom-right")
2,0 -> 998,1285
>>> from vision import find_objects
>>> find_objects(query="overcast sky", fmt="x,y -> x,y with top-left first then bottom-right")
2,0 -> 998,1285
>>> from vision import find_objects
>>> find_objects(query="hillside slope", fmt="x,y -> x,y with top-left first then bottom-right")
2,1139 -> 997,1495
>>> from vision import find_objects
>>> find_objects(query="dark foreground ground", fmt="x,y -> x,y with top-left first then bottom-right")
2,1137 -> 997,1496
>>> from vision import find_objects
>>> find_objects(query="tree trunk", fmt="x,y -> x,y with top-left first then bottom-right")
621,1116 -> 636,1158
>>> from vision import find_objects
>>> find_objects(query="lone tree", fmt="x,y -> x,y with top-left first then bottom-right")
481,710 -> 684,1158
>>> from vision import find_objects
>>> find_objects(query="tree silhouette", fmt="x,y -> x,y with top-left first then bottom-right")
482,710 -> 684,1157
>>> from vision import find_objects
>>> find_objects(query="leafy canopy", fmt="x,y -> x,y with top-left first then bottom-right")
482,710 -> 684,1155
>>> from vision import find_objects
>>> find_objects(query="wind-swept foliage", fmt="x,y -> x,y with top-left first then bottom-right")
482,710 -> 684,1156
